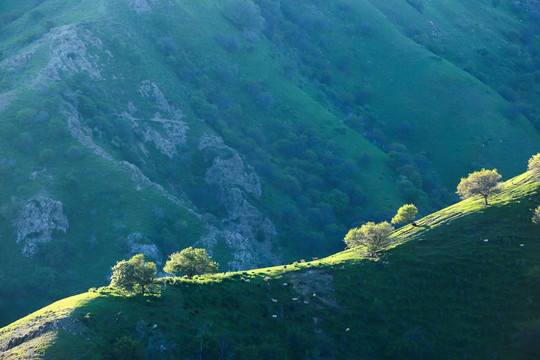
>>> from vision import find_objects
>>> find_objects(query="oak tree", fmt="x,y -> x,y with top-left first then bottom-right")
164,247 -> 219,278
110,254 -> 156,295
528,153 -> 540,180
456,169 -> 502,205
391,204 -> 418,227
344,222 -> 394,257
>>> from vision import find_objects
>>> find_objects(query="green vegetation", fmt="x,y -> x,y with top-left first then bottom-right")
110,255 -> 157,295
532,206 -> 540,224
1,173 -> 540,359
163,247 -> 219,278
456,169 -> 502,205
528,153 -> 540,180
1,0 -> 540,328
391,204 -> 418,227
343,221 -> 394,256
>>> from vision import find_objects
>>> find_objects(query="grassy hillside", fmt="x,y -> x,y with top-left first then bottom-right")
1,172 -> 539,359
0,0 -> 540,327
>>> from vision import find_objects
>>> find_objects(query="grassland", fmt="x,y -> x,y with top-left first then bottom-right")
1,172 -> 539,359
1,0 -> 540,333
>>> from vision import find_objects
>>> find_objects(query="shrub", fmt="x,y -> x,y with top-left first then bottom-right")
216,34 -> 241,53
223,0 -> 264,32
112,335 -> 145,360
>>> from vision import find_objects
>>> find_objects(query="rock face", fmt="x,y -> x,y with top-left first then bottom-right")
13,197 -> 69,257
128,81 -> 189,159
127,0 -> 152,14
126,233 -> 163,264
200,137 -> 280,270
206,155 -> 262,198
1,24 -> 105,88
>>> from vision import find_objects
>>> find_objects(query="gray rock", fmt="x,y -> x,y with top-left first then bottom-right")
127,0 -> 152,14
126,233 -> 163,264
199,146 -> 281,270
126,82 -> 189,158
205,154 -> 262,198
13,197 -> 69,257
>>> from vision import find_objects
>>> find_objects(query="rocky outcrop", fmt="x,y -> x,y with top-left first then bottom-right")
200,226 -> 276,270
136,83 -> 188,157
63,104 -> 114,161
199,136 -> 280,269
198,134 -> 228,151
0,92 -> 16,113
40,25 -> 104,83
126,233 -> 163,264
1,25 -> 105,89
13,197 -> 69,257
63,102 -> 195,212
206,154 -> 262,197
122,82 -> 189,159
127,0 -> 152,14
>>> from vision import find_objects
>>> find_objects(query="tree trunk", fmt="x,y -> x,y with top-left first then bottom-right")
484,195 -> 489,206
410,221 -> 418,227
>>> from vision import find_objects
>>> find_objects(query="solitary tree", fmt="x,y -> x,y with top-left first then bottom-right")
528,153 -> 540,180
164,247 -> 219,278
456,169 -> 502,205
533,206 -> 540,224
344,221 -> 394,257
110,254 -> 156,295
391,204 -> 418,227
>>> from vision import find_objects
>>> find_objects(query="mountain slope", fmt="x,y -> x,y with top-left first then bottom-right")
1,172 -> 539,359
0,0 -> 540,326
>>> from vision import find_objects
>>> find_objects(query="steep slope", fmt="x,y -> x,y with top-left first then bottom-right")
1,172 -> 539,359
0,0 -> 540,326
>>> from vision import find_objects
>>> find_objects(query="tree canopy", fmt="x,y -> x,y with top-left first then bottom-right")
528,153 -> 540,180
456,169 -> 502,205
164,247 -> 219,278
533,206 -> 540,224
344,221 -> 394,256
110,254 -> 156,295
391,204 -> 418,226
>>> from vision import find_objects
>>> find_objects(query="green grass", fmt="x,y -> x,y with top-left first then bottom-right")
2,172 -> 539,358
1,0 -> 540,334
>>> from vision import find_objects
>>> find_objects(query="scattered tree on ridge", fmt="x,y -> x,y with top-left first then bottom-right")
391,204 -> 418,227
164,247 -> 219,278
527,153 -> 540,180
456,169 -> 502,206
110,254 -> 156,295
344,221 -> 394,257
532,206 -> 540,224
